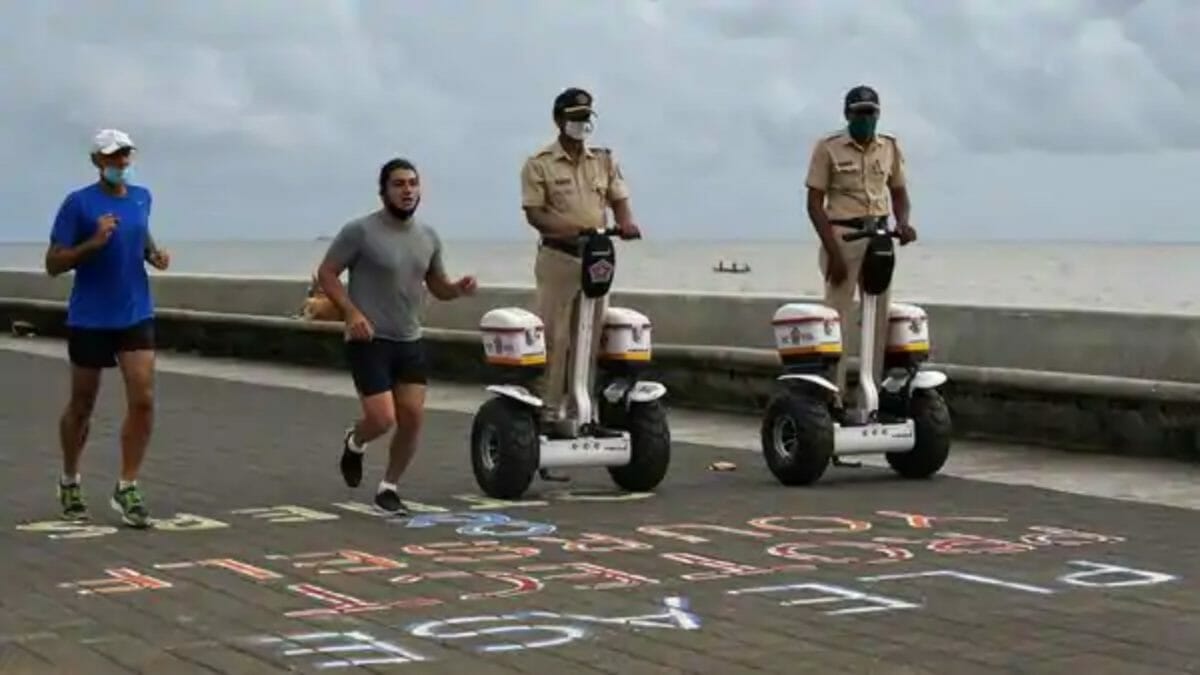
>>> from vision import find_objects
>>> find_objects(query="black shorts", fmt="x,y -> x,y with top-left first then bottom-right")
345,338 -> 428,396
67,319 -> 156,369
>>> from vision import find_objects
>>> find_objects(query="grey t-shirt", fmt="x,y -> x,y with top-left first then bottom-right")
322,209 -> 445,342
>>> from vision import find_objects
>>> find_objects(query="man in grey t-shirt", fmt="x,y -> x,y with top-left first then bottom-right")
317,157 -> 478,515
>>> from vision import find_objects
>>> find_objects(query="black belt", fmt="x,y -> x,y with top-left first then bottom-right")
540,238 -> 579,257
830,216 -> 887,230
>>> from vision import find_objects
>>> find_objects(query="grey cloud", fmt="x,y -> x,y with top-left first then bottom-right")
697,0 -> 1200,156
0,0 -> 1197,244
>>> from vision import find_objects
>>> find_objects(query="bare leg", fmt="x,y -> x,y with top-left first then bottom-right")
384,384 -> 425,484
60,366 -> 101,477
115,350 -> 156,482
338,390 -> 394,489
354,391 -> 396,446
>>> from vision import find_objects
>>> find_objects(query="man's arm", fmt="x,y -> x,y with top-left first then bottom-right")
889,185 -> 911,225
423,234 -> 464,301
803,141 -> 839,254
315,222 -> 363,317
606,151 -> 637,234
523,207 -> 579,239
44,194 -> 100,277
520,158 -> 577,239
611,198 -> 634,229
143,191 -> 157,258
45,241 -> 103,277
888,137 -> 911,226
426,274 -> 459,301
806,187 -> 840,254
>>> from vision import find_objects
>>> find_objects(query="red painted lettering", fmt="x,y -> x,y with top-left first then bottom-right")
766,540 -> 913,566
636,523 -> 771,544
876,533 -> 1034,556
520,562 -> 658,591
748,516 -> 871,535
401,540 -> 540,564
266,550 -> 406,575
285,583 -> 440,618
530,532 -> 653,553
391,570 -> 544,601
660,552 -> 789,581
154,558 -> 282,581
1019,526 -> 1126,547
875,510 -> 1007,529
60,568 -> 174,596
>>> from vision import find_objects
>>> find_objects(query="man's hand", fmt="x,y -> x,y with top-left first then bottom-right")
824,252 -> 849,286
89,214 -> 118,248
343,308 -> 374,342
454,276 -> 478,296
896,221 -> 918,245
618,221 -> 642,240
146,248 -> 170,270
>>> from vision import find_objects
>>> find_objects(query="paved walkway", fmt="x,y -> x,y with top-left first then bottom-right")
2,344 -> 1199,674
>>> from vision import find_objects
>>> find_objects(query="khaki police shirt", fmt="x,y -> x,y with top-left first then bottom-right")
520,140 -> 630,234
804,130 -> 907,221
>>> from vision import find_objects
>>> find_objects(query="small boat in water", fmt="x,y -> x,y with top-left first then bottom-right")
713,260 -> 751,274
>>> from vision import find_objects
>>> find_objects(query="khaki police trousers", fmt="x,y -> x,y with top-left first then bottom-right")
534,246 -> 608,421
818,225 -> 890,403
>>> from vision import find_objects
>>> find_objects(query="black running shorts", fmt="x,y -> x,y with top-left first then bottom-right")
345,337 -> 429,396
67,319 -> 156,369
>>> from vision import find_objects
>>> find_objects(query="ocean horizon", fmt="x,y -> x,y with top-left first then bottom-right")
2,237 -> 1197,316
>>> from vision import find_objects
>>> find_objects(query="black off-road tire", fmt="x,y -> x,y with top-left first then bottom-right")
885,388 -> 952,479
470,396 -> 540,499
605,400 -> 671,492
760,391 -> 834,486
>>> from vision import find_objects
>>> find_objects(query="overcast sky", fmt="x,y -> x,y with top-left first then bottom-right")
1,0 -> 1196,243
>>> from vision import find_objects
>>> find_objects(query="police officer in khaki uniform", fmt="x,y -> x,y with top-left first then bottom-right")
520,87 -> 641,462
804,85 -> 917,409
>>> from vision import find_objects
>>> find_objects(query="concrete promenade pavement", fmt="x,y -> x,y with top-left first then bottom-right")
3,338 -> 1200,674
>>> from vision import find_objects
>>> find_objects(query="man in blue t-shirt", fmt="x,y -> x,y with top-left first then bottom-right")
43,128 -> 171,529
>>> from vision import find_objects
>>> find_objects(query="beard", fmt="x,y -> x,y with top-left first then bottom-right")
383,195 -> 420,220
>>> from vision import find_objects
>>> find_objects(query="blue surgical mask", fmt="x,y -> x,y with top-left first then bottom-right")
102,166 -> 134,185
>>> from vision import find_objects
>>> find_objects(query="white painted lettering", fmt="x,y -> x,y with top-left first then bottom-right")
727,582 -> 917,615
253,631 -> 427,669
859,570 -> 1054,595
230,505 -> 339,524
1057,560 -> 1178,588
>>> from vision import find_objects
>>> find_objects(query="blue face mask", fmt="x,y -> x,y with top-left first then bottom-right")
101,166 -> 134,185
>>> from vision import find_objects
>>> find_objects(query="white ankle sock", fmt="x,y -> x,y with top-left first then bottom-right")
61,473 -> 80,486
346,428 -> 366,453
377,481 -> 397,494
118,479 -> 136,490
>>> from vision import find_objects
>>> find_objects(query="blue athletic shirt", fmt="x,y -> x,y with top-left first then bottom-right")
49,182 -> 155,329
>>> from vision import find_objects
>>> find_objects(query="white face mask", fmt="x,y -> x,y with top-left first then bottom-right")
563,119 -> 594,141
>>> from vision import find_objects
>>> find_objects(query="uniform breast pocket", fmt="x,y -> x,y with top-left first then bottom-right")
548,178 -> 576,204
831,163 -> 862,191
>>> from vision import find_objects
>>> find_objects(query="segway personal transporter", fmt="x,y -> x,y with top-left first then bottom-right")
470,227 -> 672,500
761,217 -> 952,485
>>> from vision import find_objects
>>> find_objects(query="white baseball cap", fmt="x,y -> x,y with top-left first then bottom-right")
91,128 -> 135,155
